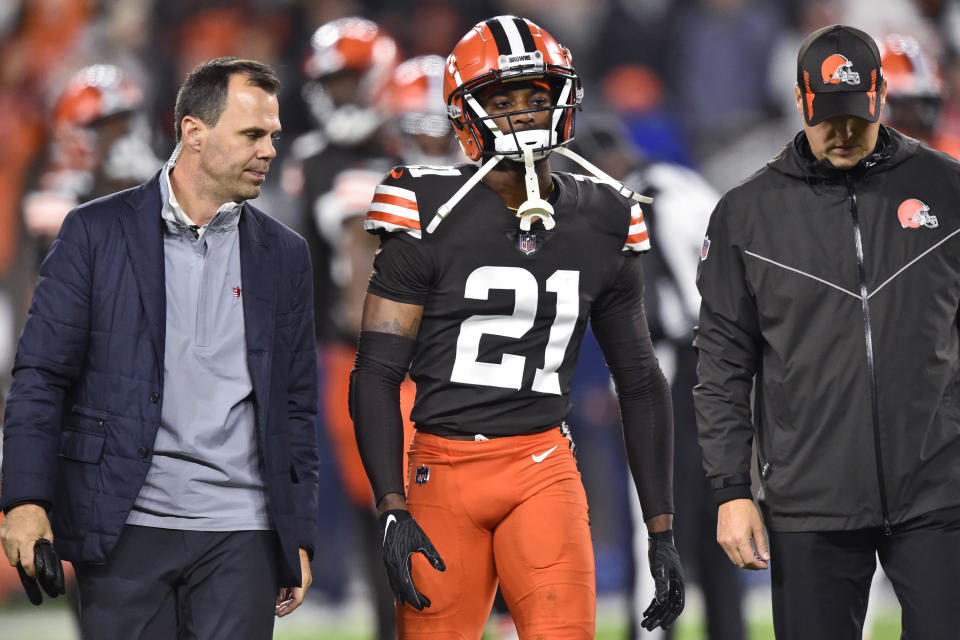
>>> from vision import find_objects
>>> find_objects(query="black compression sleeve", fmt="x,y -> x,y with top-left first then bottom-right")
349,330 -> 417,504
593,309 -> 675,521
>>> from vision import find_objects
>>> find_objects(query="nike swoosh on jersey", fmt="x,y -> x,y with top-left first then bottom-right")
383,514 -> 397,546
531,445 -> 559,463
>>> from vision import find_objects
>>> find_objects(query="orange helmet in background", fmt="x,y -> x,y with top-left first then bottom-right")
880,33 -> 943,138
302,16 -> 399,145
382,55 -> 463,165
881,34 -> 942,98
443,15 -> 581,161
48,64 -> 150,177
53,64 -> 144,132
30,64 -> 160,239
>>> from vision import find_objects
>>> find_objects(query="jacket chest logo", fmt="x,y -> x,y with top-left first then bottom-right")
897,199 -> 938,229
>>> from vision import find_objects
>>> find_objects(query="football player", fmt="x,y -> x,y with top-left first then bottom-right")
350,15 -> 685,638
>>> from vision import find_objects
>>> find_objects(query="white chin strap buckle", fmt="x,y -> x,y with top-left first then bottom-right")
516,144 -> 555,231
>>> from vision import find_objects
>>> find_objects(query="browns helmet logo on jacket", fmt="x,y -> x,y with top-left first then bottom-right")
897,198 -> 938,229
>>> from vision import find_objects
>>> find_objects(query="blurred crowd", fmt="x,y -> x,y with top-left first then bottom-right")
1,0 -> 958,637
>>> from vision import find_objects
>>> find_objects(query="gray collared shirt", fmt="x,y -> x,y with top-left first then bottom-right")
127,165 -> 271,531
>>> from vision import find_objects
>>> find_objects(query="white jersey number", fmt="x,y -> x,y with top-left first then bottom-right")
450,266 -> 580,393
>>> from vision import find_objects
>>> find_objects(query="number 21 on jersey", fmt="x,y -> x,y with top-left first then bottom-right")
450,266 -> 580,394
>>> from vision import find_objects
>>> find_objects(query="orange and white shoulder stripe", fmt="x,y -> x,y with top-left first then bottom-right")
365,183 -> 422,238
623,203 -> 651,252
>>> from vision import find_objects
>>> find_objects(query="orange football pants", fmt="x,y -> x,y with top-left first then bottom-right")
398,427 -> 596,639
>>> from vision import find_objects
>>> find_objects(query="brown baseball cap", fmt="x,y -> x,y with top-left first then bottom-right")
797,24 -> 884,125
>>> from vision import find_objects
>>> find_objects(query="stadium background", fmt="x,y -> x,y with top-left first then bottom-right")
1,0 -> 953,637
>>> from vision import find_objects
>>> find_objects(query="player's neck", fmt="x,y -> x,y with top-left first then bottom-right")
482,157 -> 553,210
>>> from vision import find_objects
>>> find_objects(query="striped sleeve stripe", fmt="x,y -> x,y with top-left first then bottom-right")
366,206 -> 421,229
365,183 -> 421,238
367,201 -> 420,223
623,204 -> 651,252
373,184 -> 418,206
371,192 -> 418,211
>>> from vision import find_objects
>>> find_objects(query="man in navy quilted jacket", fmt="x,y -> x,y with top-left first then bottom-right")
0,57 -> 319,639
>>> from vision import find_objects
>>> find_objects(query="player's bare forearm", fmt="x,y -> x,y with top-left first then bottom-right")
361,293 -> 423,338
645,513 -> 673,534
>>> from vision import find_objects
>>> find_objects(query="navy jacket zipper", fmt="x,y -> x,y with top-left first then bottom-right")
846,176 -> 893,535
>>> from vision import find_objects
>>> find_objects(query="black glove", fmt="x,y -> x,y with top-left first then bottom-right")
641,529 -> 685,631
17,539 -> 65,606
379,509 -> 445,610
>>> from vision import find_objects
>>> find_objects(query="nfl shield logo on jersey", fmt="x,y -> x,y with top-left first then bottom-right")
415,465 -> 430,485
518,232 -> 537,255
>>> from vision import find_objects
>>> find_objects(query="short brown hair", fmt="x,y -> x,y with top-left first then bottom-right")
173,57 -> 281,142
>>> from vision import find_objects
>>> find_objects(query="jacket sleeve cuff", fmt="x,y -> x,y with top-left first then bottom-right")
1,499 -> 52,514
710,473 -> 753,506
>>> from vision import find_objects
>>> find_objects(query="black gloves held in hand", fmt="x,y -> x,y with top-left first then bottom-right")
379,509 -> 445,610
641,529 -> 686,631
17,539 -> 65,606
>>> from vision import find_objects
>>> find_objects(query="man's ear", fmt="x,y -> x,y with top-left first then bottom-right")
181,116 -> 204,150
794,83 -> 804,116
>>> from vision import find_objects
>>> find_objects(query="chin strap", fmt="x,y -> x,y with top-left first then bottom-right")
552,146 -> 653,204
427,139 -> 654,234
426,155 -> 503,233
516,145 -> 555,231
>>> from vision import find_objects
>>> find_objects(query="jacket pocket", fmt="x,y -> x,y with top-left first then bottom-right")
58,430 -> 106,463
68,405 -> 108,434
70,405 -> 109,420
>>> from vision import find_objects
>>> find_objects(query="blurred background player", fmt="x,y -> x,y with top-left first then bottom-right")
285,15 -> 401,347
381,54 -> 467,167
879,31 -> 960,158
282,16 -> 406,638
23,63 -> 162,269
567,115 -> 744,640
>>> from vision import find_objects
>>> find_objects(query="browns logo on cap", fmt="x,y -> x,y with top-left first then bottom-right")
797,24 -> 884,125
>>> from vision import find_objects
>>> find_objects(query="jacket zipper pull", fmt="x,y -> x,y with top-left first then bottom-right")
882,519 -> 892,536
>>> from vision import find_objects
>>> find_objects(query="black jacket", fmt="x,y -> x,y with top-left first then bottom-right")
693,126 -> 960,532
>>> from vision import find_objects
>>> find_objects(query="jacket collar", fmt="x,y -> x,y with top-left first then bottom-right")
768,124 -> 920,182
